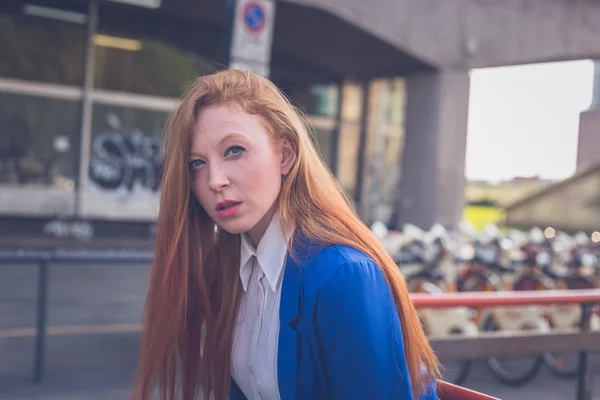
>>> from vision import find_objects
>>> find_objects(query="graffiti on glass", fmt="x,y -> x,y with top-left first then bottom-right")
88,130 -> 163,192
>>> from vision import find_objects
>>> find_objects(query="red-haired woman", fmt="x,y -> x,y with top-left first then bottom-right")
132,70 -> 440,400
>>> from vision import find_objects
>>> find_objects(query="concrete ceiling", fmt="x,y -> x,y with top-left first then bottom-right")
283,0 -> 600,69
145,0 -> 434,84
17,0 -> 600,78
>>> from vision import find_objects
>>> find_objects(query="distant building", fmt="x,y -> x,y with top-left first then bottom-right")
466,177 -> 551,208
505,176 -> 554,186
505,160 -> 600,233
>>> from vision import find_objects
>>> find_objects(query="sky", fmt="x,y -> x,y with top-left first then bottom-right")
465,60 -> 595,183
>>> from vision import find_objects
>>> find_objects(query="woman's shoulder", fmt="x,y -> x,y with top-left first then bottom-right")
300,243 -> 383,290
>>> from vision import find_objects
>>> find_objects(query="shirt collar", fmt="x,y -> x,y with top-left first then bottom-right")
239,213 -> 289,292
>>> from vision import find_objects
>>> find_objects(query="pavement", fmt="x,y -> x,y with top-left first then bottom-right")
1,262 -> 599,400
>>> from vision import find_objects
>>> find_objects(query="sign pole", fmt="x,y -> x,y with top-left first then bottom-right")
227,0 -> 276,77
221,0 -> 236,67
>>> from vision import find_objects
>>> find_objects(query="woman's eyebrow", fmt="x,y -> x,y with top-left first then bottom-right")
217,132 -> 247,146
189,133 -> 247,159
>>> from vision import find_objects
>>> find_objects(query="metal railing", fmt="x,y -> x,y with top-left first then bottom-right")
2,249 -> 599,400
0,249 -> 153,383
412,290 -> 600,400
436,380 -> 500,400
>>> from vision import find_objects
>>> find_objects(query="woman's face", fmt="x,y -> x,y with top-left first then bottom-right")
190,104 -> 294,244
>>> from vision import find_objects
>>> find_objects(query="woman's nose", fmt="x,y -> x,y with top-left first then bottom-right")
208,165 -> 229,192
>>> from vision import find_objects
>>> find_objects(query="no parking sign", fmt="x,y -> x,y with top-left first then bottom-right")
229,0 -> 276,77
243,2 -> 267,33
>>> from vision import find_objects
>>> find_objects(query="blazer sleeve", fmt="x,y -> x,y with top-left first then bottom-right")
315,259 -> 438,400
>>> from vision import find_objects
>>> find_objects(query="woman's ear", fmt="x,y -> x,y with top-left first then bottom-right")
280,138 -> 296,176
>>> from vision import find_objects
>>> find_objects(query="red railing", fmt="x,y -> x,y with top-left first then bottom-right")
437,380 -> 500,400
411,289 -> 600,308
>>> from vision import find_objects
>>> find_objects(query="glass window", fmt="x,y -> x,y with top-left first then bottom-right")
337,125 -> 361,198
382,131 -> 403,204
86,10 -> 218,219
93,32 -> 217,98
357,79 -> 406,222
88,103 -> 169,193
308,85 -> 339,117
0,92 -> 81,189
283,84 -> 339,118
386,78 -> 406,127
342,84 -> 363,122
312,128 -> 333,167
281,84 -> 339,169
0,11 -> 86,85
381,79 -> 406,206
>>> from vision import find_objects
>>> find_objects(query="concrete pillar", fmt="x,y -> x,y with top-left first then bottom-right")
577,61 -> 600,169
397,69 -> 470,229
591,61 -> 600,108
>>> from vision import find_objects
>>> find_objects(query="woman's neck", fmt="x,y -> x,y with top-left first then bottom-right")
247,205 -> 277,247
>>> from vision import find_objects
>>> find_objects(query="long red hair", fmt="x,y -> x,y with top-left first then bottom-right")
132,69 -> 439,400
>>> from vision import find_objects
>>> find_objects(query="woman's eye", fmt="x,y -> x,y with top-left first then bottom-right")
224,145 -> 245,158
189,159 -> 206,170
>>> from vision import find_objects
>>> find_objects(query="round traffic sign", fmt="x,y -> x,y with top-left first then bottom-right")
243,1 -> 266,33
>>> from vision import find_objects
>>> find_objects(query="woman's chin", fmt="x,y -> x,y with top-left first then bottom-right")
216,219 -> 253,236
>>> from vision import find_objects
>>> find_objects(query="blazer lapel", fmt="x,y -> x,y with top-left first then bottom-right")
278,248 -> 303,400
230,378 -> 246,400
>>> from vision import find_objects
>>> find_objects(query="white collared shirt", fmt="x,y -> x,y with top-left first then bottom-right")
232,214 -> 288,400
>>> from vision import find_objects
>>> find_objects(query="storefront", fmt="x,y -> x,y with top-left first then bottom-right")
0,0 -> 415,247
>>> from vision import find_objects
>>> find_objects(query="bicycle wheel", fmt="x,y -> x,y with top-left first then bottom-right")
419,308 -> 472,386
442,327 -> 473,386
543,352 -> 579,378
484,316 -> 543,386
443,359 -> 472,386
544,276 -> 592,378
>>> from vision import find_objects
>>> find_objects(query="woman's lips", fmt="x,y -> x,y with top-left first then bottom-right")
216,201 -> 242,218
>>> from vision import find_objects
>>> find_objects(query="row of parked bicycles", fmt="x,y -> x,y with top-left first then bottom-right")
371,221 -> 600,387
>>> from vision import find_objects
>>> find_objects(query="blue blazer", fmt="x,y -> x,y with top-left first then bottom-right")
230,241 -> 439,400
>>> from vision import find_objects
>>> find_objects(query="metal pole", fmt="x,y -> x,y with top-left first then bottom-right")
221,0 -> 236,67
329,81 -> 344,178
354,81 -> 370,217
576,303 -> 593,400
33,260 -> 49,383
368,81 -> 390,224
75,0 -> 99,216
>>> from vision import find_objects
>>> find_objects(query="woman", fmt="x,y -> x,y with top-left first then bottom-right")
132,70 -> 440,400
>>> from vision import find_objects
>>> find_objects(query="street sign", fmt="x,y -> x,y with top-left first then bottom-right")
229,0 -> 276,77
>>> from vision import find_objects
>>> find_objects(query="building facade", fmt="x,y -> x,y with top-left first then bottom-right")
3,0 -> 600,247
0,0 -> 410,247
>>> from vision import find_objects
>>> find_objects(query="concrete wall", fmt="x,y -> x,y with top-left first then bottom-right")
577,109 -> 600,170
288,0 -> 600,69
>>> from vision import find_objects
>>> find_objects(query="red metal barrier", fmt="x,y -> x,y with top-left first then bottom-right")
437,380 -> 500,400
410,289 -> 600,308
